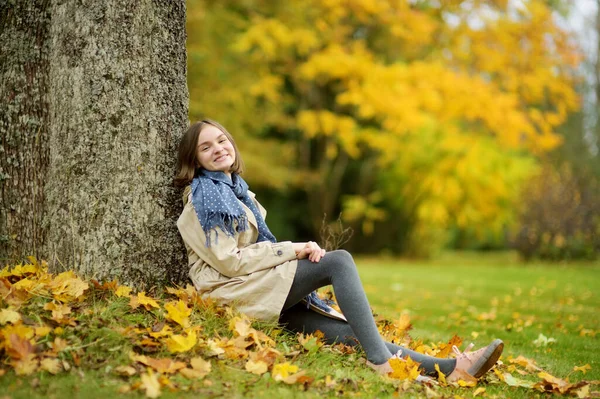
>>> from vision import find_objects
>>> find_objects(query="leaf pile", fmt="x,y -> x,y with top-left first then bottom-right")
1,258 -> 598,398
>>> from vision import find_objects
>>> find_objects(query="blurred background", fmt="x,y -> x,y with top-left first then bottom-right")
185,0 -> 599,261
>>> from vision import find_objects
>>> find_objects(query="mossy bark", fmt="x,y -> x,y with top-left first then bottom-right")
43,0 -> 189,286
0,1 -> 51,263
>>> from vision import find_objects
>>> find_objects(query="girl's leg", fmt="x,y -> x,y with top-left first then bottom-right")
282,250 -> 392,365
280,302 -> 457,376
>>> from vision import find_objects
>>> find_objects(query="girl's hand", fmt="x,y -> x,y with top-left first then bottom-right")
295,241 -> 326,263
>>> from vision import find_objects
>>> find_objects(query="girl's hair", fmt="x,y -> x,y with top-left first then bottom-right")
174,119 -> 245,187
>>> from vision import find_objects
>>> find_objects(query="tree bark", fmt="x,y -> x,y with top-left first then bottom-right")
44,0 -> 189,286
0,1 -> 51,263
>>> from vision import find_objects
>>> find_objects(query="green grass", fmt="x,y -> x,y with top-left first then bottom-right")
1,252 -> 598,398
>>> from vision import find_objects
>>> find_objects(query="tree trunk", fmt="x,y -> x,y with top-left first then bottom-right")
0,1 -> 51,263
44,0 -> 189,286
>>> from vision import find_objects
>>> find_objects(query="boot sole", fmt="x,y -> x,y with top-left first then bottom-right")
469,339 -> 504,378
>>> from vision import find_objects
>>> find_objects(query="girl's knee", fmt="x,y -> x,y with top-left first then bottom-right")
324,249 -> 355,272
329,249 -> 354,264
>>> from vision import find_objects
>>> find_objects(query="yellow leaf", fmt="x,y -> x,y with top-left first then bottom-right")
473,387 -> 486,396
164,300 -> 191,328
115,286 -> 132,298
131,354 -> 186,374
0,308 -> 21,325
245,359 -> 268,375
435,363 -> 446,385
130,292 -> 160,311
165,330 -> 197,353
35,326 -> 52,338
40,358 -> 62,374
573,364 -> 591,374
44,302 -> 72,323
48,271 -> 89,302
389,356 -> 421,381
140,369 -> 161,398
272,362 -> 299,380
12,354 -> 38,375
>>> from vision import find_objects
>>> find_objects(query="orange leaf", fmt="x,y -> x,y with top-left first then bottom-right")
436,335 -> 462,358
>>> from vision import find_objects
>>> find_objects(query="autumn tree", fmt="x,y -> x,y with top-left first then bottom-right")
187,0 -> 580,254
1,1 -> 189,285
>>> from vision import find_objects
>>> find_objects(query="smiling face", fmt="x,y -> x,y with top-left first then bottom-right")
196,125 -> 236,176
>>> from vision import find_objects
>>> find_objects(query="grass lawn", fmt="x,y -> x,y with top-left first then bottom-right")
1,252 -> 598,398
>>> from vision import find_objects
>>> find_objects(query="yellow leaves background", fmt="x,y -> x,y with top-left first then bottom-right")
186,0 -> 582,255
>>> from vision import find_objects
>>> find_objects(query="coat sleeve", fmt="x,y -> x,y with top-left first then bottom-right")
177,203 -> 296,278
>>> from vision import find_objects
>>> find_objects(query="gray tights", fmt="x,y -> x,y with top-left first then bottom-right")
280,250 -> 456,376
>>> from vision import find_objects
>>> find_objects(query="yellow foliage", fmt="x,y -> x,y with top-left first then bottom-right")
164,300 -> 192,328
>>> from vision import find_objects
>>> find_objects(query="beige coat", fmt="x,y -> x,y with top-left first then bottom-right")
177,186 -> 298,321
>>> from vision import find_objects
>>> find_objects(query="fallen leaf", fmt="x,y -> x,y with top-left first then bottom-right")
246,359 -> 268,375
509,355 -> 541,372
435,363 -> 446,385
436,335 -> 463,358
0,308 -> 21,325
130,292 -> 160,311
132,354 -> 186,374
115,286 -> 132,298
140,369 -> 161,398
272,362 -> 299,380
503,372 -> 535,388
573,364 -> 591,374
165,330 -> 197,353
532,333 -> 556,347
40,358 -> 62,374
473,387 -> 486,396
190,357 -> 211,376
389,356 -> 420,381
48,271 -> 89,302
164,300 -> 191,328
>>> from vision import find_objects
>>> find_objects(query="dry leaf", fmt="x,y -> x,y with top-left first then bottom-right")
40,358 -> 62,374
132,354 -> 186,374
140,369 -> 161,398
509,355 -> 541,372
245,359 -> 268,375
0,308 -> 21,325
48,271 -> 89,302
436,335 -> 463,358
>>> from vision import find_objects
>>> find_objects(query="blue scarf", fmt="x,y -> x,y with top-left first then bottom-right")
190,170 -> 276,246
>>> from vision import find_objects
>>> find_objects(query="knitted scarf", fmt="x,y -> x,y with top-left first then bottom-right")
190,170 -> 276,246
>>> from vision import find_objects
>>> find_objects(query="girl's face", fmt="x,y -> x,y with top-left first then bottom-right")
196,125 -> 236,176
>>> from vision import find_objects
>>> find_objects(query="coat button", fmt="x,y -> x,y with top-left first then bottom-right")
277,250 -> 283,256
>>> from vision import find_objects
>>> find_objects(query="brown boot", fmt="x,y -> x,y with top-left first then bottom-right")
447,339 -> 504,383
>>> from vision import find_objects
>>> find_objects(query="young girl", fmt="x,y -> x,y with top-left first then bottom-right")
175,119 -> 503,381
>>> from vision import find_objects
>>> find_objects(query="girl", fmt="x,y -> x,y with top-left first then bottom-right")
175,119 -> 503,381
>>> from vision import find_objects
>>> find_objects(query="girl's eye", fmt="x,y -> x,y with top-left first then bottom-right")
201,147 -> 209,152
219,139 -> 226,143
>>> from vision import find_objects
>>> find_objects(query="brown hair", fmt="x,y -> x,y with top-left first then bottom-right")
174,119 -> 245,187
